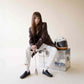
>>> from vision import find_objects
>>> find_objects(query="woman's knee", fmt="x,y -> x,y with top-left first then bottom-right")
25,46 -> 31,54
51,47 -> 57,53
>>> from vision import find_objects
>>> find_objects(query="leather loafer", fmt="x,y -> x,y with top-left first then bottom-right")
42,70 -> 53,77
20,71 -> 30,79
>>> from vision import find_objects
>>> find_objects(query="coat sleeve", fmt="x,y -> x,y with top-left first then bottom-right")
35,22 -> 48,49
29,27 -> 35,46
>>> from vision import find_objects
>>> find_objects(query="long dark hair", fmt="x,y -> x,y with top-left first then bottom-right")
31,11 -> 43,36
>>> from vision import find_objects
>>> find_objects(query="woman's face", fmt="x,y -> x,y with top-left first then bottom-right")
35,16 -> 40,25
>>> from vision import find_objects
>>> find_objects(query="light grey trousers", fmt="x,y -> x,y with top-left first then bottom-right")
25,43 -> 57,72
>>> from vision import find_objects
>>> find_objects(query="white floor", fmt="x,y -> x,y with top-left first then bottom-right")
0,48 -> 84,84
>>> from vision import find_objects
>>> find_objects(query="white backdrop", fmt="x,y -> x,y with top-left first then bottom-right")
0,0 -> 84,84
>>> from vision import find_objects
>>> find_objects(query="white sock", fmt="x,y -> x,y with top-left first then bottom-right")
43,66 -> 49,71
25,65 -> 30,73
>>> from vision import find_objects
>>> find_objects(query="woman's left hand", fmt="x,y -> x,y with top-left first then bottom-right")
31,45 -> 37,52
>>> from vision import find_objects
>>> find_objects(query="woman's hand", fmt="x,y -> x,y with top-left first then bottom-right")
31,45 -> 37,52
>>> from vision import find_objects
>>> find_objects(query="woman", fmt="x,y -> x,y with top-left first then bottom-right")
20,11 -> 58,79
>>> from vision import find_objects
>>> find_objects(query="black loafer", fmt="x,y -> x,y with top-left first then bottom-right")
42,70 -> 53,77
20,71 -> 30,79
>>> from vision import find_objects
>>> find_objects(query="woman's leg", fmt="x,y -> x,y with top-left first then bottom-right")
20,45 -> 33,79
24,45 -> 33,72
44,45 -> 57,71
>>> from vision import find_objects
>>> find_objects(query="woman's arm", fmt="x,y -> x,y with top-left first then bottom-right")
35,22 -> 48,49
